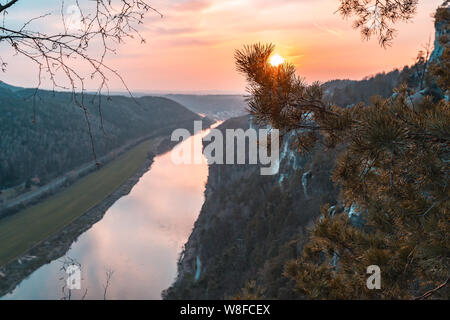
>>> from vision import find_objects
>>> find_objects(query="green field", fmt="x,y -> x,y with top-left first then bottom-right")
0,138 -> 158,266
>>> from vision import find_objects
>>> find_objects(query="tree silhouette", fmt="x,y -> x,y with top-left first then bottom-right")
337,0 -> 419,47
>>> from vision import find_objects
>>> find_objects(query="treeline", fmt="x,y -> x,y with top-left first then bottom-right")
323,70 -> 400,107
322,56 -> 442,107
0,83 -> 200,190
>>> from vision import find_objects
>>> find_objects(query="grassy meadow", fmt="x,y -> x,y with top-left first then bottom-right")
0,138 -> 160,266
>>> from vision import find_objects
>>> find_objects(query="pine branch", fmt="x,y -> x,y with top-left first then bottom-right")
414,278 -> 449,300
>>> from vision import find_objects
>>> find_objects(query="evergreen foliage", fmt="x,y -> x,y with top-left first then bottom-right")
337,0 -> 419,47
234,6 -> 449,298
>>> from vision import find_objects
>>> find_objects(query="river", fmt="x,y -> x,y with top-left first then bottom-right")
1,124 -> 216,300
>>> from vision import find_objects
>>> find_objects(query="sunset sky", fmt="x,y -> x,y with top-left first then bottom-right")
0,0 -> 443,94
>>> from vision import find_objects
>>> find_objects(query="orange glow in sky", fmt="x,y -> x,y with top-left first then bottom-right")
270,54 -> 285,67
0,0 -> 444,94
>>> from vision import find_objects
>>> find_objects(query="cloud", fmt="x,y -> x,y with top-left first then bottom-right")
165,37 -> 218,47
150,26 -> 199,36
313,23 -> 344,37
174,0 -> 212,11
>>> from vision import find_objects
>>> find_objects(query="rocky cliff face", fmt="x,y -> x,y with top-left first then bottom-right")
430,4 -> 449,63
163,116 -> 339,299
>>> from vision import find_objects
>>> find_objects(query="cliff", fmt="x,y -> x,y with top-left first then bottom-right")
163,116 -> 339,299
430,3 -> 449,63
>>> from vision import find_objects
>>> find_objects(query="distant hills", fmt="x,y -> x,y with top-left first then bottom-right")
164,94 -> 248,121
165,64 -> 421,122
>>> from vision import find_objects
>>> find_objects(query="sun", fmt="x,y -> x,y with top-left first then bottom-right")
269,54 -> 285,66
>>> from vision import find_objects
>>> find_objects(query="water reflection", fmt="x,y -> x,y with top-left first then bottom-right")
2,125 -> 216,300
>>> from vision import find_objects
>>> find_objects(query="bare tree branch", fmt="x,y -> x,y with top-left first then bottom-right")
414,278 -> 449,300
103,268 -> 114,300
0,0 -> 162,164
0,0 -> 19,14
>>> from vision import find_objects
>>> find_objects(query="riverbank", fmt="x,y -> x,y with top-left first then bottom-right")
0,125 -> 187,218
0,134 -> 179,297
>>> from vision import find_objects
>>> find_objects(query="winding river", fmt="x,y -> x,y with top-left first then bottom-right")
2,125 -> 216,300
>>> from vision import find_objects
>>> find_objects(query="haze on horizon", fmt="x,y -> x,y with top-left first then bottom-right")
0,0 -> 443,94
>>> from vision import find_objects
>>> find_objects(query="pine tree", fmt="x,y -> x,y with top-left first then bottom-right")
234,5 -> 449,299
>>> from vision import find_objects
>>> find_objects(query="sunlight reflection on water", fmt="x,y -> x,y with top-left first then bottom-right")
2,125 -> 217,300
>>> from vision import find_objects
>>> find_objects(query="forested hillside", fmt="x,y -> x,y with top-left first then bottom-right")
0,83 -> 201,190
322,70 -> 400,106
322,56 -> 442,107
